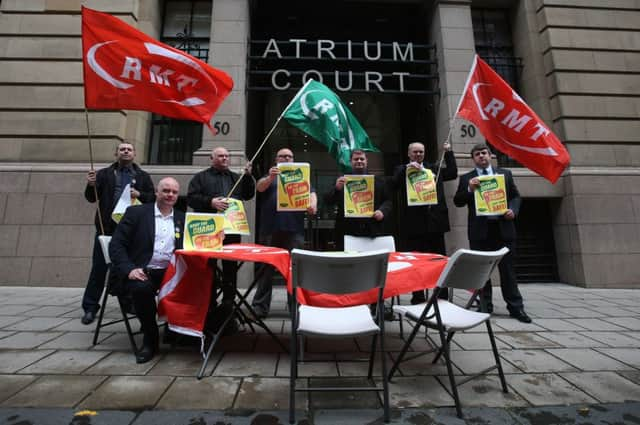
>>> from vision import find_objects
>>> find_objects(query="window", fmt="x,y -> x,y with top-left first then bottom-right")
472,8 -> 523,167
148,0 -> 212,165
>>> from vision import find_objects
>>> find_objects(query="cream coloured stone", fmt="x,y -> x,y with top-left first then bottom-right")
0,61 -> 81,84
0,86 -> 84,109
212,21 -> 247,43
17,224 -> 93,257
29,257 -> 89,286
4,193 -> 45,224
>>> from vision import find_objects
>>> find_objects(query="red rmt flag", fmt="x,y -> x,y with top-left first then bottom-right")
456,55 -> 570,183
81,6 -> 233,131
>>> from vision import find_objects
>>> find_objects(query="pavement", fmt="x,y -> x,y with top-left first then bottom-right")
0,284 -> 639,425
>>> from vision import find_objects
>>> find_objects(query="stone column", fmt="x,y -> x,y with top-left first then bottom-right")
194,0 -> 249,168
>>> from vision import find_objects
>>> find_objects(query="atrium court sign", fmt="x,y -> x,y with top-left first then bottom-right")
247,38 -> 437,94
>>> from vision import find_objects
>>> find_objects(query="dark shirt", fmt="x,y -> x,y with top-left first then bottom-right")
187,166 -> 255,213
258,178 -> 314,236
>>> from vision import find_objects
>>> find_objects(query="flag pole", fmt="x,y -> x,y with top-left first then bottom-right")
434,116 -> 458,184
225,79 -> 315,198
85,108 -> 105,235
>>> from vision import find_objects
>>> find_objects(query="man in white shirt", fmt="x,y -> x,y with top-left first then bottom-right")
109,177 -> 186,363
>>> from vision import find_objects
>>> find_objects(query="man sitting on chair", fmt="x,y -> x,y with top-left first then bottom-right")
109,177 -> 185,363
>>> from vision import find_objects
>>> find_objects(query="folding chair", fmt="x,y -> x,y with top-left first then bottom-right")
92,235 -> 140,354
289,249 -> 391,424
388,247 -> 509,419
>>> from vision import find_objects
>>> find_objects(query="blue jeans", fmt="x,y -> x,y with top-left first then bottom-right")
251,231 -> 304,315
81,233 -> 109,314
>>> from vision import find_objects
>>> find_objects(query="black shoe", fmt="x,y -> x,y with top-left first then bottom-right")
81,310 -> 95,325
136,343 -> 156,364
509,310 -> 532,323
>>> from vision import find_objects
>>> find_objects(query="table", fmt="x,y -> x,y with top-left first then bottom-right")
160,244 -> 447,335
158,244 -> 448,377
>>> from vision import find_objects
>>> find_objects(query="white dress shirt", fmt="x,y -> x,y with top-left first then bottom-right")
147,203 -> 175,269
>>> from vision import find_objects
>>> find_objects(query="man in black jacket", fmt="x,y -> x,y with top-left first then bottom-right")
187,147 -> 255,332
392,141 -> 458,304
325,150 -> 392,250
109,177 -> 185,363
81,142 -> 154,325
453,143 -> 531,323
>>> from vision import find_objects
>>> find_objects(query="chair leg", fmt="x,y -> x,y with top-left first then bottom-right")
367,334 -> 377,379
289,320 -> 297,423
388,314 -> 424,381
432,330 -> 456,364
92,287 -> 110,346
486,320 -> 508,393
379,329 -> 390,423
437,327 -> 463,418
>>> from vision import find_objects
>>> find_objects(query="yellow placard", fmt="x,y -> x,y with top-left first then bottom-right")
344,175 -> 375,218
276,162 -> 311,211
183,212 -> 225,251
223,198 -> 250,235
406,167 -> 437,206
474,174 -> 508,216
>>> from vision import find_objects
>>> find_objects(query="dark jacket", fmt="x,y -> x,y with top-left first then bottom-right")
187,167 -> 255,213
325,175 -> 392,242
84,162 -> 155,235
392,150 -> 458,236
109,203 -> 185,280
453,167 -> 521,242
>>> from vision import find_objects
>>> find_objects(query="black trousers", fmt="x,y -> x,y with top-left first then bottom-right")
126,268 -> 166,346
470,222 -> 523,313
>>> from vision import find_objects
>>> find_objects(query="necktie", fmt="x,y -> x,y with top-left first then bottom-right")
482,168 -> 488,175
121,168 -> 132,188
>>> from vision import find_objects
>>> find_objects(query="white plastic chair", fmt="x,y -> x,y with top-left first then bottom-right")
388,247 -> 509,419
289,248 -> 391,424
92,235 -> 139,354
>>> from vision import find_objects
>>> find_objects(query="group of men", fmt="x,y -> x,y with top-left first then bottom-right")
81,140 -> 531,364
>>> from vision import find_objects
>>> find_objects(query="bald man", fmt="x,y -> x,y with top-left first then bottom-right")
187,147 -> 255,334
110,177 -> 185,363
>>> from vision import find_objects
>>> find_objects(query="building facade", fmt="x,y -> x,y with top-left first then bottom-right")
0,0 -> 638,288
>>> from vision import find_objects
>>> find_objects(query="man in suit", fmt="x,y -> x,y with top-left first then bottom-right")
110,177 -> 185,363
453,143 -> 531,323
187,147 -> 255,333
81,142 -> 155,325
392,141 -> 458,304
325,149 -> 392,251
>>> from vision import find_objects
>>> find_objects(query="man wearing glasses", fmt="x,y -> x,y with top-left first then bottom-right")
251,148 -> 317,318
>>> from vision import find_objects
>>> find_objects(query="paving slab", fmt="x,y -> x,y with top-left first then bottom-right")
19,350 -> 109,374
39,331 -> 110,350
21,306 -> 77,317
453,375 -> 528,408
307,377 -> 381,409
0,408 -> 136,425
0,305 -> 38,315
563,318 -> 627,331
450,350 -> 520,375
546,348 -> 633,371
84,352 -> 161,375
499,350 -> 577,373
617,370 -> 640,386
602,316 -> 640,331
491,319 -> 546,332
388,376 -> 452,408
447,332 -> 510,351
78,375 -> 174,410
1,375 -> 106,407
594,348 -> 640,368
156,376 -> 239,409
212,352 -> 278,377
532,318 -> 589,332
0,316 -> 23,329
496,332 -> 560,349
0,375 -> 37,403
507,373 -> 597,406
4,317 -> 71,332
510,402 -> 640,425
559,371 -> 640,403
134,410 -> 292,425
236,377 -> 306,410
578,331 -> 640,347
536,331 -> 602,348
89,332 -> 139,351
0,331 -> 14,340
0,349 -> 54,373
387,351 -> 457,377
0,332 -> 62,349
277,354 -> 339,377
148,351 -> 217,377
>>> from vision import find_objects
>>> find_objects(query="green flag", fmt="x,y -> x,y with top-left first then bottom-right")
283,79 -> 379,171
